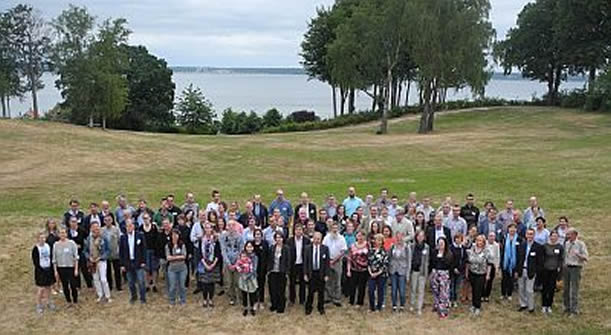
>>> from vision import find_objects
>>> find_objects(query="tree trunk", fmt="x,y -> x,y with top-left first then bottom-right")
102,116 -> 107,130
553,67 -> 562,105
397,81 -> 403,108
1,95 -> 6,118
405,80 -> 411,107
348,88 -> 355,114
339,86 -> 345,116
588,67 -> 596,92
546,68 -> 555,106
30,74 -> 39,119
418,80 -> 436,134
6,96 -> 11,118
89,113 -> 94,128
380,67 -> 392,134
371,84 -> 378,112
332,85 -> 337,118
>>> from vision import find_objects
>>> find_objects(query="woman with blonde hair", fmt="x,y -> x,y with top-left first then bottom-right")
367,233 -> 389,312
466,235 -> 492,316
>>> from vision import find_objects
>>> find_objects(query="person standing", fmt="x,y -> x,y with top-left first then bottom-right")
540,230 -> 563,314
460,194 -> 480,229
449,233 -> 467,308
119,220 -> 147,304
500,223 -> 522,301
563,228 -> 588,316
267,232 -> 290,313
197,223 -> 222,308
67,216 -> 93,289
84,223 -> 112,303
430,236 -> 453,319
166,229 -> 188,306
181,192 -> 200,217
236,241 -> 259,316
523,196 -> 545,230
346,230 -> 369,307
447,204 -> 468,239
294,192 -> 317,221
252,195 -> 269,228
139,214 -> 160,293
252,229 -> 268,311
220,220 -> 244,305
323,221 -> 347,307
304,232 -> 330,315
392,209 -> 415,243
409,230 -> 430,315
426,214 -> 451,250
483,231 -> 500,302
465,235 -> 492,316
343,186 -> 364,217
32,232 -> 56,314
269,189 -> 293,227
516,229 -> 543,313
389,231 -> 411,312
287,224 -> 310,306
367,234 -> 389,312
102,215 -> 122,291
53,228 -> 79,306
554,216 -> 570,245
63,199 -> 85,230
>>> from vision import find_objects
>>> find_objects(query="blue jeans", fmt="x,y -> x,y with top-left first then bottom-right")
168,268 -> 187,305
390,273 -> 407,307
368,275 -> 387,311
126,264 -> 146,303
450,273 -> 464,302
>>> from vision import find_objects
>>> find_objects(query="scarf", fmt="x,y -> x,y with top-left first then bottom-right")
503,234 -> 517,272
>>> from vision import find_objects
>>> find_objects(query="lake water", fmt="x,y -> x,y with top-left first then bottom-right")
8,72 -> 586,119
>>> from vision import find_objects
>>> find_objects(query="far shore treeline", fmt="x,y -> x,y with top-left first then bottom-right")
0,1 -> 609,135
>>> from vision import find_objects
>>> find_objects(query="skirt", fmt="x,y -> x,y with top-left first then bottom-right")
35,267 -> 56,287
239,275 -> 258,293
198,265 -> 221,284
145,249 -> 160,273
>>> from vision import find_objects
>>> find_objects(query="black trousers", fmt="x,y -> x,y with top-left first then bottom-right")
257,272 -> 266,303
483,266 -> 496,298
469,272 -> 485,309
76,255 -> 93,288
349,270 -> 369,306
242,290 -> 257,308
268,272 -> 287,312
106,259 -> 122,290
289,264 -> 306,304
306,271 -> 325,312
201,283 -> 215,300
501,270 -> 514,297
58,267 -> 78,303
541,269 -> 558,307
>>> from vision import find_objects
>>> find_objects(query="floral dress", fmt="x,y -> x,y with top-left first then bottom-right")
237,254 -> 258,293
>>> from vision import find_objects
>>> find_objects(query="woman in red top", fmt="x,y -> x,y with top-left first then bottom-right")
347,230 -> 369,307
383,225 -> 395,251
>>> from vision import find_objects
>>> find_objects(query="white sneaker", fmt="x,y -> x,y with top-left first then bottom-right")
507,296 -> 512,301
474,308 -> 481,316
548,307 -> 553,314
96,297 -> 103,303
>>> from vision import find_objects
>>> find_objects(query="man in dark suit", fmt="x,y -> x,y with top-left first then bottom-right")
119,219 -> 148,304
426,214 -> 452,250
516,228 -> 543,312
287,224 -> 311,305
304,232 -> 330,315
253,194 -> 269,228
294,192 -> 317,221
83,202 -> 103,234
63,199 -> 85,230
66,216 -> 93,289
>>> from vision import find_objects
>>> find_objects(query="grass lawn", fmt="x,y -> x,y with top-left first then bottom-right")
0,106 -> 610,334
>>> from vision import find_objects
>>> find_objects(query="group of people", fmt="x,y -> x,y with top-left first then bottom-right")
32,188 -> 589,320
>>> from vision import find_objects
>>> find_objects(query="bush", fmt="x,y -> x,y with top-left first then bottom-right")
586,68 -> 611,112
43,104 -> 72,122
286,110 -> 319,123
559,89 -> 587,108
262,108 -> 283,127
220,108 -> 263,134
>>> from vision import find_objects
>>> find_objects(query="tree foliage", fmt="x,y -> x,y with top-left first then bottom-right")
262,108 -> 283,128
176,84 -> 216,134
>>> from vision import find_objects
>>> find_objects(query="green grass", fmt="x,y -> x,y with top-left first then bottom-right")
0,106 -> 610,334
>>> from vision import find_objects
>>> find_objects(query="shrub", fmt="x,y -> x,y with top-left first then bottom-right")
262,108 -> 283,128
286,110 -> 319,123
586,68 -> 611,112
559,89 -> 587,108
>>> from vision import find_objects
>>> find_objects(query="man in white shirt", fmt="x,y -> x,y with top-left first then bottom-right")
416,197 -> 435,223
288,224 -> 310,305
323,221 -> 347,307
205,189 -> 221,214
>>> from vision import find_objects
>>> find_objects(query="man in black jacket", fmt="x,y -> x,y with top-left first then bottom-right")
67,216 -> 93,289
516,228 -> 543,312
252,194 -> 269,228
304,232 -> 330,315
83,202 -> 103,234
287,224 -> 311,305
119,219 -> 148,304
426,214 -> 452,251
294,192 -> 317,221
63,199 -> 85,230
460,193 -> 480,229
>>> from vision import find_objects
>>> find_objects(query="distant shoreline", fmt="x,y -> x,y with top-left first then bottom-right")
168,67 -> 586,82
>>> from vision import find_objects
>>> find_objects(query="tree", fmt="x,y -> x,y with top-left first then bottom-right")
557,0 -> 611,90
495,0 -> 567,106
586,65 -> 611,112
1,4 -> 51,119
176,84 -> 216,134
408,0 -> 494,133
262,108 -> 283,128
114,45 -> 175,131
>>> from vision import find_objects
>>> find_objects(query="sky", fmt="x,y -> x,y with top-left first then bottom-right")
3,0 -> 533,67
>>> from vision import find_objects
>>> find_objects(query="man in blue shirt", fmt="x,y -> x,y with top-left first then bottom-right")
269,189 -> 293,226
342,186 -> 363,217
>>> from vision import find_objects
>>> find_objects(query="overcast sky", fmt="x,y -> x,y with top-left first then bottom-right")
4,0 -> 532,67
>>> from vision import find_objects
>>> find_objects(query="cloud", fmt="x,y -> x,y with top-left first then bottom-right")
2,0 -> 531,66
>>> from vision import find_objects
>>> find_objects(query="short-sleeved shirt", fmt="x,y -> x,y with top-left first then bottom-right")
467,247 -> 491,275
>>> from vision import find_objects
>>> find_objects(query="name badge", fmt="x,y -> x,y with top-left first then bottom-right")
422,250 -> 427,255
530,252 -> 536,257
137,239 -> 141,245
497,229 -> 502,234
515,242 -> 520,246
64,248 -> 70,253
554,249 -> 560,254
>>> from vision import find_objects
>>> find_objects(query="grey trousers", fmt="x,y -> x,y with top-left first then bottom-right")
223,266 -> 240,302
563,266 -> 582,314
410,271 -> 426,312
326,261 -> 343,303
518,269 -> 535,310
